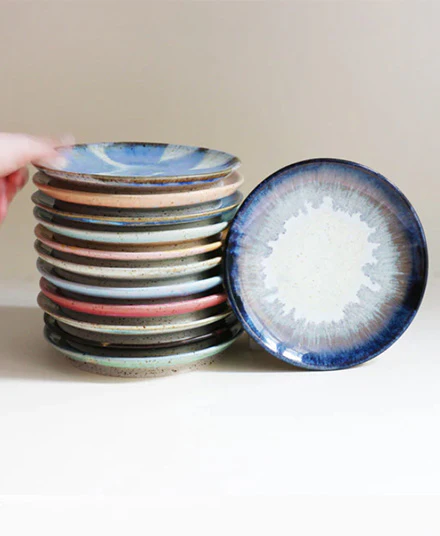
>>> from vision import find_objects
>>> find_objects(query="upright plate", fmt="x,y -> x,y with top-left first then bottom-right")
33,171 -> 244,208
35,142 -> 240,183
225,158 -> 428,370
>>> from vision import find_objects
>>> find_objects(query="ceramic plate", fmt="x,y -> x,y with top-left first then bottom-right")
40,278 -> 227,317
45,325 -> 239,377
38,293 -> 232,334
35,241 -> 222,280
37,241 -> 219,268
35,212 -> 228,243
35,142 -> 240,183
225,158 -> 428,370
38,259 -> 223,299
50,312 -> 238,347
45,314 -> 242,357
33,171 -> 244,208
44,318 -> 239,376
32,191 -> 242,226
35,225 -> 223,261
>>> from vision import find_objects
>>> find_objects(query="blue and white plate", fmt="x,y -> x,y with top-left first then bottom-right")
225,158 -> 428,370
38,259 -> 223,299
35,142 -> 240,183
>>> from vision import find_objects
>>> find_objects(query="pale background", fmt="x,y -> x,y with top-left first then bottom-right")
1,1 -> 440,531
0,0 -> 438,283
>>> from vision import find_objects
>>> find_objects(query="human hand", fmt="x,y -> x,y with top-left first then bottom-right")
0,133 -> 70,223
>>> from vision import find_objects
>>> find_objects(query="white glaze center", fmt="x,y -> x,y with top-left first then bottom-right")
261,196 -> 380,323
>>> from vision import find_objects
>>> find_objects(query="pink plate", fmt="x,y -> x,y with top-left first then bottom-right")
40,279 -> 227,318
34,225 -> 223,261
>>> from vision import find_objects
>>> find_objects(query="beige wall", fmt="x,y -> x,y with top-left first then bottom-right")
0,0 -> 438,283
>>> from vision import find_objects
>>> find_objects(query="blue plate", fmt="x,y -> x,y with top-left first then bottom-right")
35,142 -> 240,184
38,259 -> 223,300
225,158 -> 428,370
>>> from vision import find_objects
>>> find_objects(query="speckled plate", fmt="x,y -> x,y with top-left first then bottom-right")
38,259 -> 223,299
49,312 -> 238,347
35,209 -> 229,244
44,318 -> 241,377
35,142 -> 240,183
225,158 -> 428,370
33,170 -> 244,208
35,225 -> 224,261
45,314 -> 242,355
32,191 -> 243,226
35,241 -> 222,280
40,278 -> 227,317
38,293 -> 232,334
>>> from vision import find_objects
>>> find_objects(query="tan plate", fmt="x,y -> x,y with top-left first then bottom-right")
33,171 -> 244,208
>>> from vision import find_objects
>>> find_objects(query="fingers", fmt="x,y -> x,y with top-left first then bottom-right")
0,132 -> 75,223
0,168 -> 30,223
5,168 -> 28,202
0,133 -> 73,177
0,178 -> 8,223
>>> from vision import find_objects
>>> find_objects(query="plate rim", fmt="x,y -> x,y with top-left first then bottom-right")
35,141 -> 241,182
224,157 -> 429,370
32,170 -> 244,208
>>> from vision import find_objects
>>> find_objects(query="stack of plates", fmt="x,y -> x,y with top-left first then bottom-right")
32,142 -> 244,377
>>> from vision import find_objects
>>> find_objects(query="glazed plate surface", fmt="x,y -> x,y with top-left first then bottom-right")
33,169 -> 243,208
38,293 -> 232,334
34,225 -> 223,261
35,241 -> 222,279
35,142 -> 240,183
32,191 -> 242,226
44,320 -> 241,377
40,278 -> 227,317
225,158 -> 428,370
50,313 -> 238,347
38,259 -> 223,299
35,211 -> 228,243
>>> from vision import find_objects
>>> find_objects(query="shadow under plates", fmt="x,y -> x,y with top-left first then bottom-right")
0,306 -> 299,383
0,306 -> 135,383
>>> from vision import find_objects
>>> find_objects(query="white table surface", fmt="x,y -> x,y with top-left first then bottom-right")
0,278 -> 438,532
